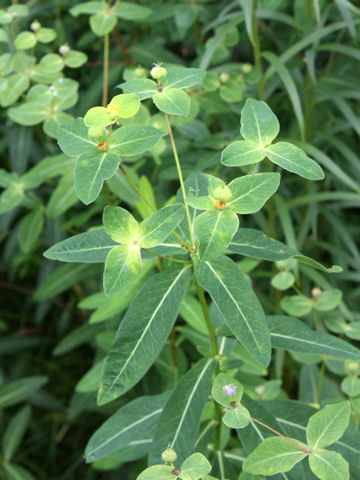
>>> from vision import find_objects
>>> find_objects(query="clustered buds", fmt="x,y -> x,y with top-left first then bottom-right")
223,383 -> 237,397
162,447 -> 177,463
151,64 -> 167,80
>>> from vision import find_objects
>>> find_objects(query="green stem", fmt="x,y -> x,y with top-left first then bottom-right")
119,164 -> 192,252
164,113 -> 196,250
102,33 -> 109,107
316,361 -> 325,405
195,281 -> 219,360
304,71 -> 313,142
251,0 -> 265,100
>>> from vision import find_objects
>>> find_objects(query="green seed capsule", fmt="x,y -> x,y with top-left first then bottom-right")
88,126 -> 105,140
59,44 -> 70,56
161,447 -> 177,463
220,72 -> 230,83
135,66 -> 146,78
151,66 -> 167,80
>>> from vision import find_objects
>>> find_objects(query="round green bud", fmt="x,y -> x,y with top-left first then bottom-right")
345,360 -> 359,374
134,66 -> 146,78
242,63 -> 253,74
213,184 -> 232,202
220,72 -> 230,83
161,448 -> 177,463
151,66 -> 167,80
88,126 -> 105,140
59,44 -> 70,56
31,20 -> 41,32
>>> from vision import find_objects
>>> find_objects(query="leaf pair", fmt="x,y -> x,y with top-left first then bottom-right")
188,172 -> 280,260
120,67 -> 206,116
244,401 -> 351,480
84,93 -> 140,127
57,118 -> 164,204
138,453 -> 211,480
102,204 -> 185,296
221,99 -> 324,180
212,374 -> 250,429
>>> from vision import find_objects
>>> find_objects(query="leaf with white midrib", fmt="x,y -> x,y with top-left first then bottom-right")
98,266 -> 192,404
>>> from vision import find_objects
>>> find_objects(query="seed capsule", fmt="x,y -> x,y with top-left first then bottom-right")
161,447 -> 177,463
59,44 -> 70,56
151,65 -> 167,80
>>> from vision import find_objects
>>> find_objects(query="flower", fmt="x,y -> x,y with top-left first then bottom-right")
223,384 -> 237,397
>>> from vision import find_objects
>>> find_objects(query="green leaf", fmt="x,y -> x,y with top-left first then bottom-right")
53,323 -> 103,356
110,93 -> 140,118
139,204 -> 185,248
341,375 -> 360,397
0,186 -> 24,214
57,118 -> 97,157
194,209 -> 239,261
163,68 -> 206,90
221,140 -> 266,167
0,376 -> 47,409
153,88 -> 191,116
7,103 -> 48,126
70,2 -> 104,16
44,229 -> 116,263
64,50 -> 88,68
268,316 -> 360,360
14,31 -> 36,50
227,173 -> 280,214
84,107 -> 113,127
180,453 -> 212,480
75,150 -> 120,204
113,2 -> 150,20
309,450 -> 349,480
212,373 -> 243,407
103,206 -> 139,245
34,264 -> 100,302
46,174 -> 78,218
119,78 -> 158,100
85,392 -> 169,462
103,244 -> 142,296
3,463 -> 36,480
109,125 -> 164,156
223,404 -> 251,429
194,255 -> 271,367
265,142 -> 324,180
228,228 -> 297,261
306,401 -> 351,450
2,405 -> 31,462
149,358 -> 215,464
18,209 -> 44,253
243,437 -> 307,475
294,255 -> 343,274
280,295 -> 313,317
314,289 -> 342,311
137,465 -> 174,480
241,99 -> 279,148
36,27 -> 56,43
271,271 -> 295,290
90,12 -> 117,36
99,266 -> 192,403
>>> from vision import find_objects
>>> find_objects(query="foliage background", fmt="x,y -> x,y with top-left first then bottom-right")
1,0 -> 360,479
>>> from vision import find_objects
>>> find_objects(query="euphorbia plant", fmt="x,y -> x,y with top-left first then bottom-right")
45,64 -> 358,480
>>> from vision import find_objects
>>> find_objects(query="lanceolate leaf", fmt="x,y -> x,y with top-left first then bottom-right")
221,140 -> 266,167
163,68 -> 206,90
153,88 -> 191,116
75,149 -> 120,204
119,78 -> 158,100
227,173 -> 280,214
85,392 -> 170,462
194,256 -> 271,367
2,405 -> 31,462
228,228 -> 297,261
149,358 -> 215,464
44,229 -> 117,263
268,316 -> 360,360
98,266 -> 192,404
109,125 -> 164,156
265,142 -> 324,180
0,377 -> 47,409
309,450 -> 349,480
194,209 -> 239,260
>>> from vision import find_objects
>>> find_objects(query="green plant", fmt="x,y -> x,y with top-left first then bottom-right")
1,1 -> 360,479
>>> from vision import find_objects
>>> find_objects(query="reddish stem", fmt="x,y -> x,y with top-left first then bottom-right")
250,417 -> 311,454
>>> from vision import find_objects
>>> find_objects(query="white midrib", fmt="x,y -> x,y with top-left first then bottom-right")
205,261 -> 262,352
202,210 -> 222,257
170,358 -> 213,448
88,152 -> 108,197
107,266 -> 190,393
86,408 -> 162,457
227,176 -> 274,207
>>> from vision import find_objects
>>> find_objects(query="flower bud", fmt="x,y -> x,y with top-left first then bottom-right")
255,384 -> 265,395
88,126 -> 105,140
223,384 -> 237,397
220,72 -> 230,83
151,65 -> 167,80
346,360 -> 359,374
162,448 -> 177,463
59,44 -> 70,56
312,287 -> 322,299
31,20 -> 41,32
242,63 -> 253,74
135,66 -> 146,78
213,184 -> 232,202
